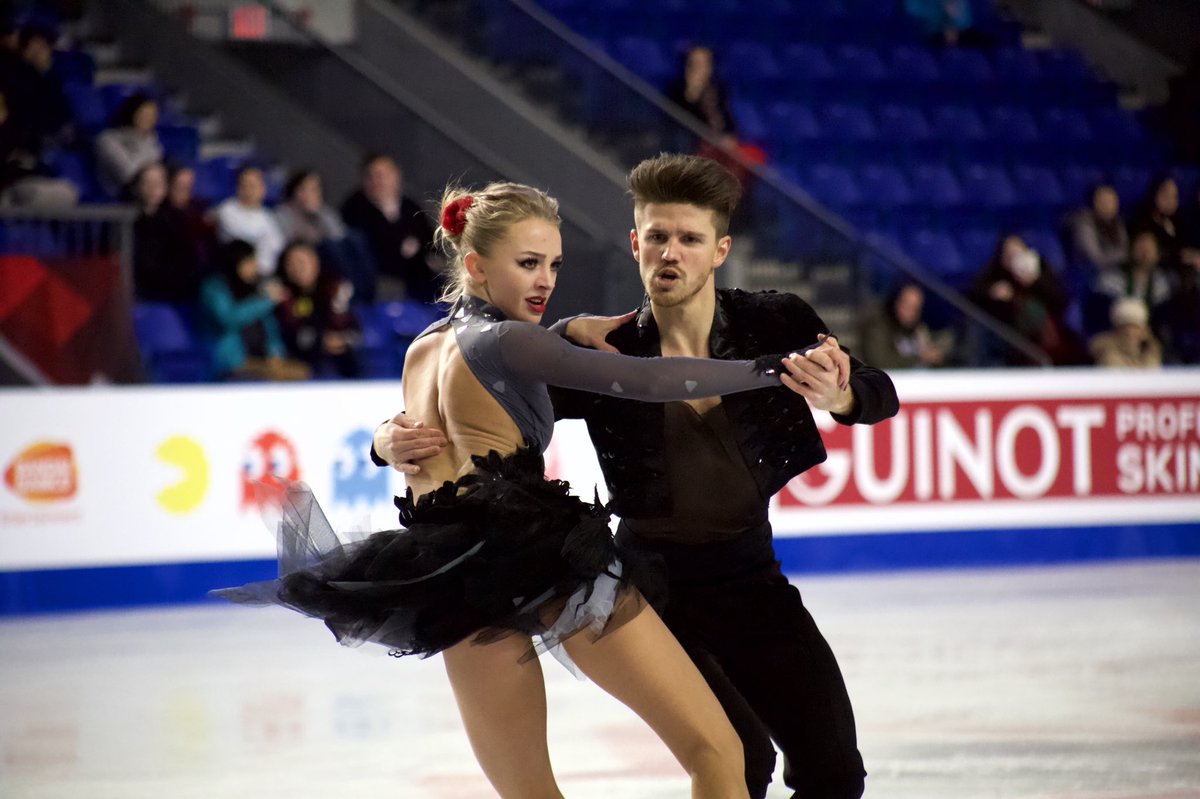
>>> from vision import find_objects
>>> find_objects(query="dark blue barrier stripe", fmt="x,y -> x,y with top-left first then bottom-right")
773,522 -> 1200,573
2,523 -> 1198,615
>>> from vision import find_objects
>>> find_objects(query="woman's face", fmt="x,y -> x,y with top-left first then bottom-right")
169,167 -> 194,207
283,245 -> 320,290
467,217 -> 561,324
132,101 -> 158,134
685,47 -> 713,84
893,285 -> 923,328
236,169 -> 266,207
236,256 -> 258,285
1155,179 -> 1178,217
136,164 -> 167,209
1000,236 -> 1026,269
294,175 -> 322,212
1093,186 -> 1118,220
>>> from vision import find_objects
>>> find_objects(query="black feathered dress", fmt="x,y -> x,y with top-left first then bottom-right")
212,295 -> 778,662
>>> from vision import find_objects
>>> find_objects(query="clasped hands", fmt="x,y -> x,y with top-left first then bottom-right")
564,314 -> 855,415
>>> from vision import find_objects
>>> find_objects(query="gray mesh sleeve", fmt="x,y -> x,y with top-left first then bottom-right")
495,322 -> 778,400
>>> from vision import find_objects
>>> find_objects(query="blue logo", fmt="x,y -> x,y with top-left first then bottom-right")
331,428 -> 391,508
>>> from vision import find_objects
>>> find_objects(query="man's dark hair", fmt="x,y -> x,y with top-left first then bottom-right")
627,153 -> 741,238
360,152 -> 396,173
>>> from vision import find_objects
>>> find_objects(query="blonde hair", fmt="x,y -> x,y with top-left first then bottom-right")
435,182 -> 561,304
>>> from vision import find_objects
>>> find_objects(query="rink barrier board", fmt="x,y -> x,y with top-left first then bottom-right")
2,521 -> 1198,615
1,371 -> 1198,614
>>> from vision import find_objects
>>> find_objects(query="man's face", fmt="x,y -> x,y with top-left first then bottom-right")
630,202 -> 729,308
364,158 -> 399,204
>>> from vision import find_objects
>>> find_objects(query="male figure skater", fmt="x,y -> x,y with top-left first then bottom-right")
375,154 -> 898,798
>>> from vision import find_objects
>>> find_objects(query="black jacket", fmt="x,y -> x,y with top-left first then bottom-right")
549,289 -> 899,519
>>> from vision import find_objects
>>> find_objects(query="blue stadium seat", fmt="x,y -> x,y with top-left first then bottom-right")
1058,165 -> 1106,207
1012,165 -> 1066,208
958,227 -> 1000,272
157,124 -> 201,164
857,164 -> 914,208
63,83 -> 107,133
612,36 -> 673,86
907,228 -> 966,277
1112,166 -> 1152,207
1088,106 -> 1144,144
959,164 -> 1018,208
133,302 -> 210,383
726,41 -> 780,81
909,163 -> 964,207
764,101 -> 822,143
833,44 -> 889,83
805,164 -> 863,209
1019,229 -> 1068,271
193,156 -> 244,203
938,48 -> 994,98
50,49 -> 95,86
729,100 -> 768,144
986,106 -> 1041,145
1042,107 -> 1094,142
822,104 -> 878,141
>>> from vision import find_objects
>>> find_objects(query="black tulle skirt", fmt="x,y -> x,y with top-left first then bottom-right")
211,448 -> 649,659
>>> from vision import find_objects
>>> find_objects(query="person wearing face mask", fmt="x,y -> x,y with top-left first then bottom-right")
214,180 -> 806,799
969,233 -> 1085,365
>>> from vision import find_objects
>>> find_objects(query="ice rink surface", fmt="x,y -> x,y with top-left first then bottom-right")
2,559 -> 1198,799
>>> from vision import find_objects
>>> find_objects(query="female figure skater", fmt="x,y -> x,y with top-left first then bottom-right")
216,181 -> 789,798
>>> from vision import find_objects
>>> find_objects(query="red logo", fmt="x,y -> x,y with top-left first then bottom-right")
4,442 -> 78,503
241,431 -> 301,511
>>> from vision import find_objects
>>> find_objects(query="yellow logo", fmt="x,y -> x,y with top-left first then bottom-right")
156,436 -> 208,514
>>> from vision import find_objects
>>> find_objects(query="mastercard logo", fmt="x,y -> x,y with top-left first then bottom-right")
3,442 -> 78,502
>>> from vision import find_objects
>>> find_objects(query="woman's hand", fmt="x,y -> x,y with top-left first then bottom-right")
563,310 -> 638,353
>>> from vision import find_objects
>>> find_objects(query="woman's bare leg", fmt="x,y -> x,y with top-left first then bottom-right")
442,634 -> 564,799
562,605 -> 750,799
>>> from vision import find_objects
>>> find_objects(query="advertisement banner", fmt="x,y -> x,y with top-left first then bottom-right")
1,370 -> 1198,573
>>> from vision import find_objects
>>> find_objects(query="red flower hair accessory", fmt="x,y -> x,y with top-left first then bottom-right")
441,196 -> 473,236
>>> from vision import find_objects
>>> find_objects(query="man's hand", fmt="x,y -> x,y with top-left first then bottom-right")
373,412 -> 447,475
563,311 -> 638,353
779,334 -> 855,415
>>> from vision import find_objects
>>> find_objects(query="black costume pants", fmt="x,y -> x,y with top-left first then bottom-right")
617,522 -> 866,799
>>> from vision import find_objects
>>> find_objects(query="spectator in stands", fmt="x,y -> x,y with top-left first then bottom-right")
969,234 -> 1085,365
0,18 -> 18,54
1130,174 -> 1182,272
904,0 -> 976,46
859,281 -> 951,369
1070,183 -> 1128,274
166,163 -> 216,263
1088,297 -> 1161,369
275,169 -> 346,246
95,93 -> 163,199
1093,230 -> 1173,324
0,87 -> 77,207
341,152 -> 439,303
132,162 -> 203,304
214,165 -> 285,277
666,46 -> 738,147
664,46 -> 763,190
274,241 -> 362,379
7,24 -> 72,147
200,238 -> 307,381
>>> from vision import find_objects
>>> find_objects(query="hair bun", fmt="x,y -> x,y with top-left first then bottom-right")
441,196 -> 473,236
